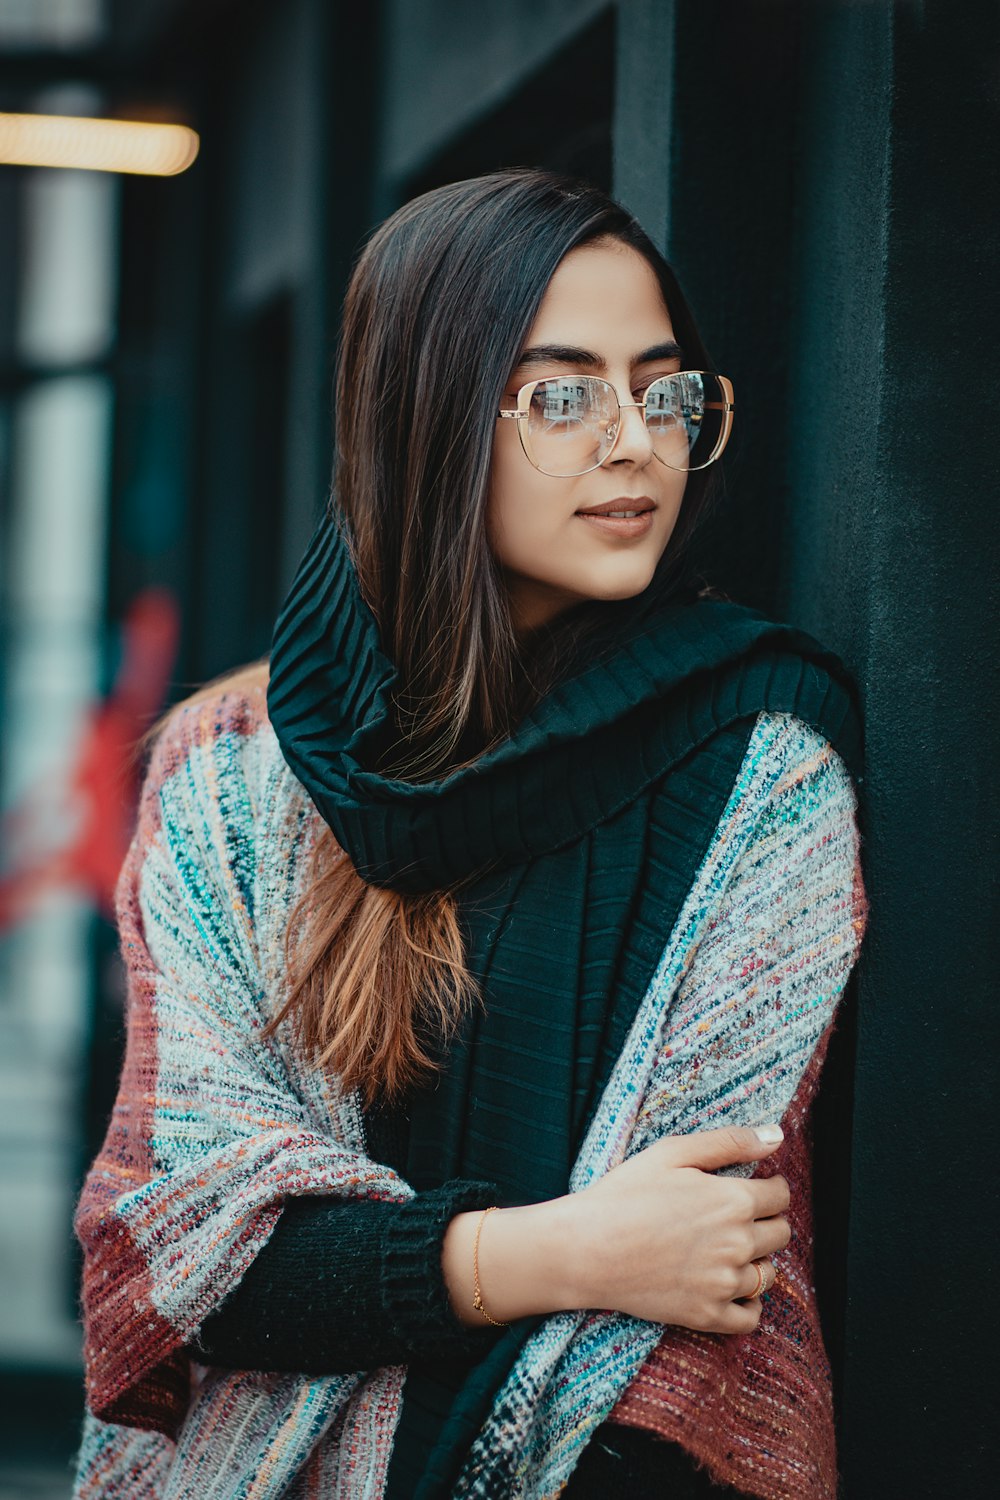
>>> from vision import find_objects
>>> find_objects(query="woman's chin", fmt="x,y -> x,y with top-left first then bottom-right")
505,555 -> 663,632
573,558 -> 661,603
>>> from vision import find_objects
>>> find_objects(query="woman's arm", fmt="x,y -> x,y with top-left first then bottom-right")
200,714 -> 864,1358
192,1182 -> 510,1373
447,714 -> 867,1334
441,1128 -> 789,1333
191,1073 -> 511,1372
116,702 -> 861,1399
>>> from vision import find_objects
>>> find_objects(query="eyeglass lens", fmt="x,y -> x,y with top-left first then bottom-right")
520,372 -> 724,476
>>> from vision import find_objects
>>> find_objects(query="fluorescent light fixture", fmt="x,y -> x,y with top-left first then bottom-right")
0,111 -> 199,176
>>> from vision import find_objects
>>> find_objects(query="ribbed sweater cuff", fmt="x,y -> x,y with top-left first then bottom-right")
381,1178 -> 508,1360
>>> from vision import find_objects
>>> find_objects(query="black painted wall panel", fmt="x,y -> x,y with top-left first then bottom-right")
783,9 -> 998,1487
615,3 -> 997,1494
820,5 -> 998,1495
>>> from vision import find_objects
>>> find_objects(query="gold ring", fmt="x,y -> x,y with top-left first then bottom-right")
748,1260 -> 766,1299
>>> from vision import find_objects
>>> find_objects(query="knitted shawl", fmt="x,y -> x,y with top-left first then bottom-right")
73,509 -> 869,1499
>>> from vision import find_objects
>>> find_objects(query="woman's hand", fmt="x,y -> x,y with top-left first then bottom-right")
564,1124 -> 790,1334
441,1124 -> 789,1335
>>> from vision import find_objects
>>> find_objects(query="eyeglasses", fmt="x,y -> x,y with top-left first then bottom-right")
497,370 -> 734,477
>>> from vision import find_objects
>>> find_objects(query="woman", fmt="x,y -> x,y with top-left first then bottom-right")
72,168 -> 869,1499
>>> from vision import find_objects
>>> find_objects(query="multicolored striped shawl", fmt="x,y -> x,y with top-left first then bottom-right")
73,511 -> 869,1498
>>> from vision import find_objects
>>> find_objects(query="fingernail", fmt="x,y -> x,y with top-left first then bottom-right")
754,1124 -> 784,1143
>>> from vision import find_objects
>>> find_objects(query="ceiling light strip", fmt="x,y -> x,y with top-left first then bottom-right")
0,111 -> 199,176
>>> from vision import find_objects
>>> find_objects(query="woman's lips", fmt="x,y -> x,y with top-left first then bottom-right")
575,510 -> 655,538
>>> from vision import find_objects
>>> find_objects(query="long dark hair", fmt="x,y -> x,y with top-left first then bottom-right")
257,168 -> 727,1102
335,167 -> 725,779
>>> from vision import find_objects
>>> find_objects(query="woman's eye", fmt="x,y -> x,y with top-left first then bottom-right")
635,373 -> 680,398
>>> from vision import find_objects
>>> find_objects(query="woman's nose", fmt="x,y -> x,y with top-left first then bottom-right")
607,401 -> 654,465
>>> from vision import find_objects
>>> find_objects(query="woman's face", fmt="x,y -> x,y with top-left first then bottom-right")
487,237 -> 688,635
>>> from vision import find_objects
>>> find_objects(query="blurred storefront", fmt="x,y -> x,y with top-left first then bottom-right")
0,1 -> 995,1494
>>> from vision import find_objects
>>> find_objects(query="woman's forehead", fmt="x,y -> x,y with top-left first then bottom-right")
521,241 -> 676,365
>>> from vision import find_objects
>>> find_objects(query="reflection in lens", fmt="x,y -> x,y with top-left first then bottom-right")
646,372 -> 723,471
525,376 -> 618,476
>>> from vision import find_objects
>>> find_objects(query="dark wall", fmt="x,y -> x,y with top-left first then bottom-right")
793,7 -> 997,1496
400,9 -> 614,204
616,3 -> 997,1495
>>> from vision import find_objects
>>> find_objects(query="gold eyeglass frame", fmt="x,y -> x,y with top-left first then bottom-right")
497,369 -> 735,477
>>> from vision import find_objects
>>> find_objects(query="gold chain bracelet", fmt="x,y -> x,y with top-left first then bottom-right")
472,1205 -> 510,1327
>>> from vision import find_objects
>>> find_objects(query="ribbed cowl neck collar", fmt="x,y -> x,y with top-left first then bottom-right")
266,505 -> 863,894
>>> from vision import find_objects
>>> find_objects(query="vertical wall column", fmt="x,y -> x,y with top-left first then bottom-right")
789,5 -> 997,1496
614,1 -> 997,1494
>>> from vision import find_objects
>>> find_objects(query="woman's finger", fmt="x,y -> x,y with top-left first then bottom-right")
751,1215 -> 792,1260
714,1293 -> 764,1335
747,1173 -> 790,1218
735,1257 -> 774,1302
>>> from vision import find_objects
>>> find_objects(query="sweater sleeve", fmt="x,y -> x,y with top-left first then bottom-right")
191,1180 -> 508,1374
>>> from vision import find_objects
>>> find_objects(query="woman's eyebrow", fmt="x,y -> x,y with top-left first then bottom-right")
513,340 -> 683,372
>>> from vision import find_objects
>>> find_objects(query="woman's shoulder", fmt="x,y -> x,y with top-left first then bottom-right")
738,709 -> 861,845
737,710 -> 867,931
146,660 -> 270,765
127,663 -> 329,947
764,705 -> 869,906
137,659 -> 315,848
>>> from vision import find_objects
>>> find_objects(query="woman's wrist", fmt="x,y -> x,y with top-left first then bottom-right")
441,1193 -> 584,1327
